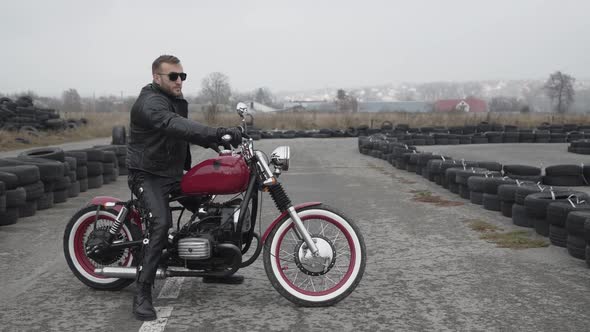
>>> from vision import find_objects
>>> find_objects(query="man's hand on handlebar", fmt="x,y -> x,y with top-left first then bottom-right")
216,127 -> 243,148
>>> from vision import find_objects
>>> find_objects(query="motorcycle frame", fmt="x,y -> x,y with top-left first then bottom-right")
90,137 -> 321,265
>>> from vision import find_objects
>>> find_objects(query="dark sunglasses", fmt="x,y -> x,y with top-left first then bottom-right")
157,72 -> 187,81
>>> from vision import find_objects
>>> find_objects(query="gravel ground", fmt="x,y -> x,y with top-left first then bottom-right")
0,138 -> 589,332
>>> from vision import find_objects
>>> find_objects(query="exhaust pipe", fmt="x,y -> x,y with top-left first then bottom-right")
95,243 -> 242,279
94,267 -> 167,279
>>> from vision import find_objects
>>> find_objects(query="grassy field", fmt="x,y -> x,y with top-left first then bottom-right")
1,111 -> 589,152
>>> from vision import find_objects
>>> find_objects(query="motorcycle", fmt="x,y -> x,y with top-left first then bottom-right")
63,102 -> 366,306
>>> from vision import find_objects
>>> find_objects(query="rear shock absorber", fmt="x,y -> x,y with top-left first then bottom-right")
268,183 -> 292,213
107,205 -> 129,240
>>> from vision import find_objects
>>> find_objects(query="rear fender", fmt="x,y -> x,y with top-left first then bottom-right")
261,202 -> 322,243
87,196 -> 143,231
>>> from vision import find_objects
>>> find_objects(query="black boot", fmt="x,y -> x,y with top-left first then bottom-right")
202,274 -> 244,284
133,282 -> 157,321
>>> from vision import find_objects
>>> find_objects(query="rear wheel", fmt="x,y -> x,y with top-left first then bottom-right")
63,205 -> 142,290
263,204 -> 366,306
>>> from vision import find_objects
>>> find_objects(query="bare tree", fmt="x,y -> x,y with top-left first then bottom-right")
199,72 -> 231,121
334,89 -> 358,113
544,71 -> 575,114
62,88 -> 82,112
254,87 -> 274,106
489,96 -> 522,113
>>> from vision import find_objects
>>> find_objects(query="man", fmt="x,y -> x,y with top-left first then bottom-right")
126,55 -> 242,321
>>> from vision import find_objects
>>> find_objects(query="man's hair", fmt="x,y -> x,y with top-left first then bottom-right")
152,55 -> 180,74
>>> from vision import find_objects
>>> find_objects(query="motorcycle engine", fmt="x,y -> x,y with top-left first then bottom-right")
174,203 -> 250,262
177,236 -> 212,260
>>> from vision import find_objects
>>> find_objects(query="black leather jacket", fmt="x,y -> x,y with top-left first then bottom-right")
127,83 -> 217,178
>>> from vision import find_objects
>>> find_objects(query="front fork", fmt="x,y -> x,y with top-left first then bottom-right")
267,182 -> 320,255
286,206 -> 320,255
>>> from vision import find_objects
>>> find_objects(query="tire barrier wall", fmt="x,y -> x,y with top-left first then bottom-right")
358,133 -> 590,265
0,144 -> 127,226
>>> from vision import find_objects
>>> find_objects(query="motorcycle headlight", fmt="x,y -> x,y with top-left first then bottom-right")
270,146 -> 290,171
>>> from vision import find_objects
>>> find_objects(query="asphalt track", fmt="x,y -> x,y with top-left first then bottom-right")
1,138 -> 590,332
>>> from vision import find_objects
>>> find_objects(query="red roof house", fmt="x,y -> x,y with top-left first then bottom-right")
434,97 -> 487,112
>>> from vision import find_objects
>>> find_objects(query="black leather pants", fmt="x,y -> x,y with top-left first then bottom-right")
128,171 -> 180,284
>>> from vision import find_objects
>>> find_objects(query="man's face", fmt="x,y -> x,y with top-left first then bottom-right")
153,62 -> 184,97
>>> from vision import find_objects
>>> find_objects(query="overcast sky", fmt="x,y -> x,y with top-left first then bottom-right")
1,0 -> 589,97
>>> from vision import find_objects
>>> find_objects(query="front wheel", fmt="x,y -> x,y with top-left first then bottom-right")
263,204 -> 366,306
63,205 -> 142,290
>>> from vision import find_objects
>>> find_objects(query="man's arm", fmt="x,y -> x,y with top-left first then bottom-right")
138,95 -> 218,147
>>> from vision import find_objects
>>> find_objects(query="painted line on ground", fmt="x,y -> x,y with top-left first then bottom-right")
157,277 -> 185,299
138,277 -> 185,332
138,306 -> 173,332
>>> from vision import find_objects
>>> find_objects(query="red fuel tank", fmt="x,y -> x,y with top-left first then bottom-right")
181,155 -> 250,195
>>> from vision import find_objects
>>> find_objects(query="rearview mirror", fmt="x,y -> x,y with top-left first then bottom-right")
236,102 -> 249,118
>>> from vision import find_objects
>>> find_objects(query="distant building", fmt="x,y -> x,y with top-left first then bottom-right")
434,97 -> 487,112
359,101 -> 433,113
282,101 -> 337,112
246,101 -> 279,113
282,100 -> 433,112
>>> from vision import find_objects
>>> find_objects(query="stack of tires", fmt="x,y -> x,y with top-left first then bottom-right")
565,211 -> 590,261
568,140 -> 590,155
0,166 -> 42,224
93,146 -> 121,182
524,190 -> 589,237
543,165 -> 588,187
71,149 -> 105,189
17,147 -> 79,204
546,200 -> 590,249
65,151 -> 89,193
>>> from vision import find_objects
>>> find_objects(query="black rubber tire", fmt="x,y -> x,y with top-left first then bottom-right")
549,225 -> 567,247
545,164 -> 584,176
54,176 -> 71,191
87,162 -> 104,177
501,201 -> 513,218
566,235 -> 586,259
18,147 -> 65,162
74,148 -> 104,162
477,161 -> 502,172
470,191 -> 484,205
37,192 -> 54,210
543,175 -> 586,187
0,193 -> 5,213
0,157 -> 64,182
65,151 -> 88,167
68,181 -> 80,198
111,126 -> 127,145
525,191 -> 589,219
64,156 -> 77,172
482,194 -> 501,211
18,200 -> 37,218
76,165 -> 88,180
0,171 -> 19,189
0,207 -> 19,226
512,204 -> 533,228
483,177 -> 517,195
467,176 -> 488,193
6,187 -> 26,207
547,202 -> 590,228
79,178 -> 88,193
263,204 -> 366,307
449,183 -> 460,194
22,181 -> 44,201
0,165 -> 40,185
567,211 -> 590,238
87,175 -> 104,189
63,206 -> 141,290
53,189 -> 68,204
502,164 -> 542,176
459,184 -> 470,199
515,186 -> 544,205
